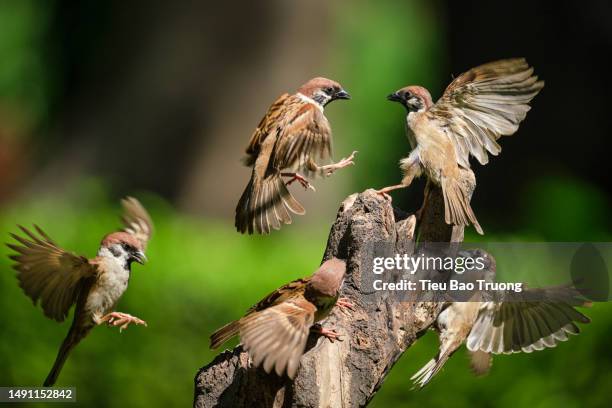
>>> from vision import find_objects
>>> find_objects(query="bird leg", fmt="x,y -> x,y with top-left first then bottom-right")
376,156 -> 421,200
375,184 -> 408,201
101,311 -> 147,333
378,151 -> 421,200
317,151 -> 358,177
336,297 -> 355,311
282,172 -> 316,191
336,297 -> 355,316
311,324 -> 343,343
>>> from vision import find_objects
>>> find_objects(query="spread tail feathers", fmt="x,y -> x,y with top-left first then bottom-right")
210,321 -> 240,349
411,348 -> 453,388
441,175 -> 483,235
235,172 -> 305,234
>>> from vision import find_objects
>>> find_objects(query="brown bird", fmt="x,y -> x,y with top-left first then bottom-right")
236,77 -> 357,234
210,258 -> 350,379
412,263 -> 590,387
7,197 -> 153,386
380,58 -> 544,234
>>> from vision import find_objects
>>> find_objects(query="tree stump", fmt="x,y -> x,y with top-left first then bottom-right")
194,186 -> 483,407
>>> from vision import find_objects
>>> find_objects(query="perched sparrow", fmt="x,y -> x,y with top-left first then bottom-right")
381,59 -> 544,234
210,258 -> 349,379
235,77 -> 357,234
7,197 -> 153,386
412,284 -> 590,388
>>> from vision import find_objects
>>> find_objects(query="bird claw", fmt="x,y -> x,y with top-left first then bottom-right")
339,150 -> 358,168
319,327 -> 343,343
375,189 -> 393,201
285,173 -> 316,191
337,297 -> 355,312
102,311 -> 147,333
322,151 -> 358,176
375,183 -> 407,201
310,323 -> 343,343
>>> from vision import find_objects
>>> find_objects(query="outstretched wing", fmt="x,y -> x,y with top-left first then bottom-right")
7,225 -> 97,322
246,278 -> 309,313
243,93 -> 291,167
467,287 -> 590,354
209,278 -> 310,349
430,58 -> 544,167
120,197 -> 153,250
270,100 -> 332,173
240,296 -> 316,379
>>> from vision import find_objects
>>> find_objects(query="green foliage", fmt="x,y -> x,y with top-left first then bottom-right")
0,184 -> 329,407
370,302 -> 610,408
0,0 -> 54,131
0,184 -> 610,407
327,0 -> 446,194
0,1 -> 610,406
521,177 -> 612,241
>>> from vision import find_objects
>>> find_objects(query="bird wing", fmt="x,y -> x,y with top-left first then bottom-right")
240,295 -> 316,379
467,287 -> 590,354
243,93 -> 291,166
120,197 -> 153,250
209,278 -> 309,349
246,278 -> 309,313
429,58 -> 544,167
270,99 -> 332,173
7,225 -> 97,322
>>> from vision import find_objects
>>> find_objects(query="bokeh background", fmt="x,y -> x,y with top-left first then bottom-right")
1,0 -> 611,406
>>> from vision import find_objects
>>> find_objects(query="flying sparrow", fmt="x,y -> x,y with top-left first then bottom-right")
235,77 -> 357,234
7,197 -> 153,386
381,58 -> 544,234
210,258 -> 349,379
411,257 -> 590,387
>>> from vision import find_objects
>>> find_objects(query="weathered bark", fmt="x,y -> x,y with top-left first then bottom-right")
194,187 -> 470,407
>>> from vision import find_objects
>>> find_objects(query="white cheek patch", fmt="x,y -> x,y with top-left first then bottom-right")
297,92 -> 324,111
317,91 -> 331,102
98,245 -> 128,261
409,97 -> 425,112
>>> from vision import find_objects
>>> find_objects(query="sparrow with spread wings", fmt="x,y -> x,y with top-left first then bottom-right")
235,77 -> 357,234
380,59 -> 544,234
7,197 -> 153,386
210,258 -> 350,379
411,253 -> 590,388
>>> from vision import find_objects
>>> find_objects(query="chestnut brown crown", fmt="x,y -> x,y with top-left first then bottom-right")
101,232 -> 147,264
101,231 -> 143,250
388,85 -> 433,112
297,77 -> 350,106
307,258 -> 347,297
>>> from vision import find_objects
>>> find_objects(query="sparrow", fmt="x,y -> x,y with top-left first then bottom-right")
210,258 -> 350,379
380,58 -> 544,234
235,77 -> 357,234
411,261 -> 590,387
6,197 -> 153,387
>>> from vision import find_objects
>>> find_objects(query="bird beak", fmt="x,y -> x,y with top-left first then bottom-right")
133,250 -> 147,265
335,89 -> 351,100
387,92 -> 402,102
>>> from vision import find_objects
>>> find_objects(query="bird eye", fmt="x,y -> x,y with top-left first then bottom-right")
324,87 -> 334,95
121,243 -> 131,251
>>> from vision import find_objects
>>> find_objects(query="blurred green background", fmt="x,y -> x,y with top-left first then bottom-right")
1,0 -> 611,407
